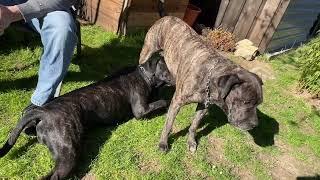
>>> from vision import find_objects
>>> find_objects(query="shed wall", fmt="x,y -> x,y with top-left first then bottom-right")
266,0 -> 320,52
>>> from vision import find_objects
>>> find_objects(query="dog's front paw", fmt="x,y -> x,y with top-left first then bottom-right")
159,100 -> 169,107
158,142 -> 169,152
188,141 -> 197,153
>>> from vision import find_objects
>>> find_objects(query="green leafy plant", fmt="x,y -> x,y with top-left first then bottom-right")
297,36 -> 320,96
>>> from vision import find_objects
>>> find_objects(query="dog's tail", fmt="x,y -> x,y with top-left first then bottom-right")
158,0 -> 168,17
0,110 -> 42,157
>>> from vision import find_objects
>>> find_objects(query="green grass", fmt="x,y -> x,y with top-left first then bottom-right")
0,25 -> 320,179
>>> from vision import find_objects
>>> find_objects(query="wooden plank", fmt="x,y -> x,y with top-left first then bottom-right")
220,0 -> 246,32
83,7 -> 120,32
82,5 -> 120,22
233,0 -> 263,40
81,0 -> 188,33
247,0 -> 282,46
81,0 -> 123,32
117,0 -> 131,35
127,12 -> 184,27
259,0 -> 291,52
81,0 -> 123,21
214,0 -> 229,28
130,0 -> 188,12
84,0 -> 122,12
126,0 -> 187,30
130,2 -> 188,12
246,0 -> 267,38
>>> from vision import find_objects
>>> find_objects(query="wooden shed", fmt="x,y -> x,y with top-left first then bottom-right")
213,0 -> 320,53
79,0 -> 188,35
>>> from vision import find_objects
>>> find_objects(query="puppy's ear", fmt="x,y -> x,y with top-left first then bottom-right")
155,59 -> 174,85
144,53 -> 161,71
217,74 -> 242,99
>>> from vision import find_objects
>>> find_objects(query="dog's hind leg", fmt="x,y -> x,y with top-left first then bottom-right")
187,103 -> 208,153
37,121 -> 79,180
41,148 -> 76,180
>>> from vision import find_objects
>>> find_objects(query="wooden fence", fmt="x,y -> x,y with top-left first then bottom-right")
80,0 -> 188,35
215,0 -> 291,52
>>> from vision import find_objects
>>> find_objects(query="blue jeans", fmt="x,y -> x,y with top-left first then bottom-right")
1,0 -> 77,106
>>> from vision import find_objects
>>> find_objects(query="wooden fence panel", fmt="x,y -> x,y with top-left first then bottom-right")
220,0 -> 246,32
248,0 -> 282,45
215,0 -> 230,27
81,0 -> 124,32
259,0 -> 291,52
233,0 -> 263,40
127,0 -> 188,28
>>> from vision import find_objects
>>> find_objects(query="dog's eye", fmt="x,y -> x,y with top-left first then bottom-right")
243,100 -> 251,104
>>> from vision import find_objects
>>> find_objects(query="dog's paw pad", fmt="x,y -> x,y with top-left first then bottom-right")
158,142 -> 168,152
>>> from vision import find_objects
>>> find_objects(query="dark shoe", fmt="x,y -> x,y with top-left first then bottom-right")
22,103 -> 39,136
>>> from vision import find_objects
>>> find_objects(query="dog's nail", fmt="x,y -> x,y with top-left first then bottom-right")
188,142 -> 197,153
158,142 -> 168,152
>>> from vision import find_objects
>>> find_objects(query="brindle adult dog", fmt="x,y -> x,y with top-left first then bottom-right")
139,16 -> 263,153
0,53 -> 173,180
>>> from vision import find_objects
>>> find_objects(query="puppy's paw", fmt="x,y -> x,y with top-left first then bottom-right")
158,142 -> 169,152
188,141 -> 197,153
158,100 -> 168,107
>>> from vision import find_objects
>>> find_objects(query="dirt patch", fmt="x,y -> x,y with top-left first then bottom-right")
272,154 -> 318,180
296,111 -> 318,135
218,51 -> 275,82
137,152 -> 162,174
207,136 -> 256,180
207,136 -> 320,180
138,159 -> 162,173
81,173 -> 98,180
184,154 -> 209,179
294,88 -> 320,112
258,140 -> 320,180
207,136 -> 226,164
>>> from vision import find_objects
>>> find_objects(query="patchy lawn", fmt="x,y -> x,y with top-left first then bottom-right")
0,26 -> 319,179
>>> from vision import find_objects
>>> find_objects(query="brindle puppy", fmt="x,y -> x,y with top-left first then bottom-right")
0,53 -> 173,180
139,16 -> 263,153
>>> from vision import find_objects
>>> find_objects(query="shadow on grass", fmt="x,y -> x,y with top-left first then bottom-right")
0,28 -> 41,54
73,126 -> 114,178
0,32 -> 145,93
248,110 -> 279,147
296,174 -> 320,180
8,138 -> 38,159
169,104 -> 279,148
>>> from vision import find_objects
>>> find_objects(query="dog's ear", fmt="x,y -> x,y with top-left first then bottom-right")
250,72 -> 263,85
217,74 -> 242,99
144,53 -> 162,71
155,58 -> 174,85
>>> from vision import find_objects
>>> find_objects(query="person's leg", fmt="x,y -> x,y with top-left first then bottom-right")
28,11 -> 77,106
23,11 -> 77,136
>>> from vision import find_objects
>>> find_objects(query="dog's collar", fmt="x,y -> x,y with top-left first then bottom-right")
138,65 -> 153,87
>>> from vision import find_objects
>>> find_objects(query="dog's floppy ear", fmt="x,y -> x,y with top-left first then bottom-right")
217,74 -> 242,99
155,58 -> 175,85
250,72 -> 263,85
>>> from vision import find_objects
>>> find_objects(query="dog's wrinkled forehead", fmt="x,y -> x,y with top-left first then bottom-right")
230,73 -> 263,106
